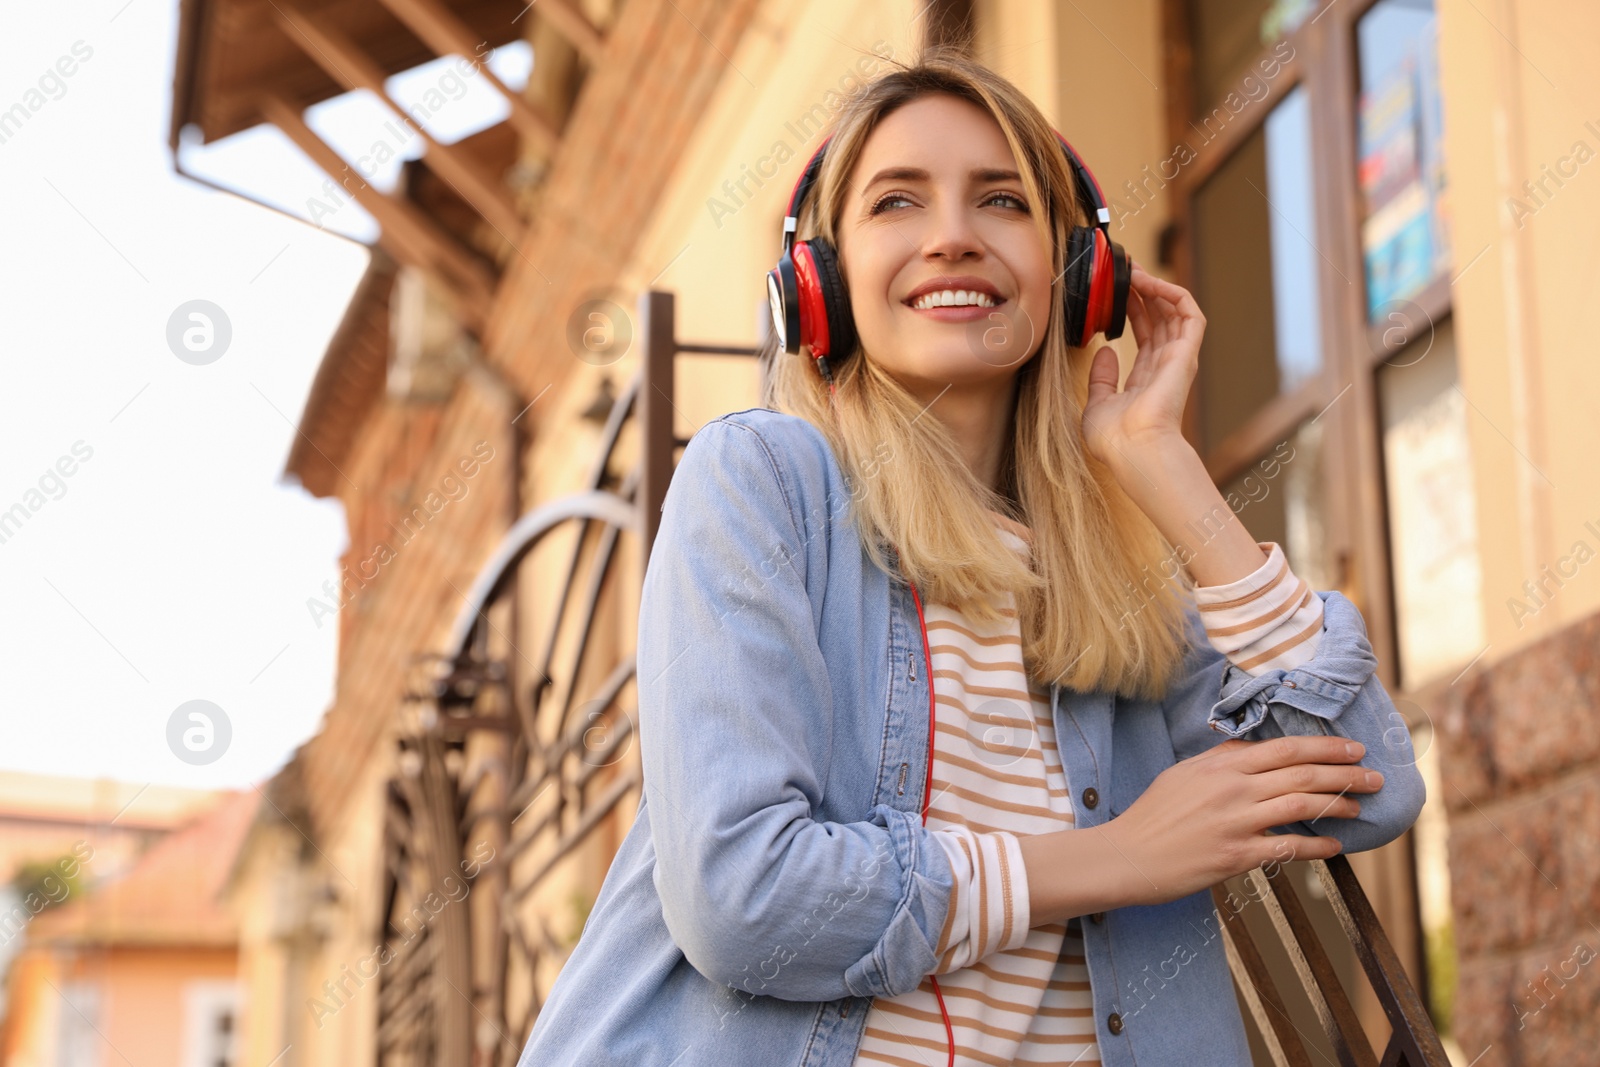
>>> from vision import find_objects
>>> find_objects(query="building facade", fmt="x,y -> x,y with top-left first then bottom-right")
164,0 -> 1600,1064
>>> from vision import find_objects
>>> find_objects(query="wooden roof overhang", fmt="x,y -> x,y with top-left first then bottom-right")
169,0 -> 606,332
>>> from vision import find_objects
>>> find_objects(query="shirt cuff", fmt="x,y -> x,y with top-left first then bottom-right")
1193,541 -> 1324,678
928,828 -> 1031,973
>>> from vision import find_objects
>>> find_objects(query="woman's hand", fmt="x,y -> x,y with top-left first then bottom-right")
1073,262 -> 1271,586
1098,736 -> 1385,908
1081,261 -> 1205,469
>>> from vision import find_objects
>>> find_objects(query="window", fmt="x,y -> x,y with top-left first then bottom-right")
1191,84 -> 1323,454
1356,0 -> 1449,321
1219,417 -> 1337,593
1170,0 -> 1465,673
1189,0 -> 1312,115
1167,0 -> 1465,1041
1377,317 -> 1483,686
182,981 -> 241,1067
55,982 -> 101,1067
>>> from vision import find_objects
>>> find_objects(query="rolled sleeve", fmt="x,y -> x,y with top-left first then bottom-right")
639,417 -> 958,1003
1205,589 -> 1375,738
1163,589 -> 1426,853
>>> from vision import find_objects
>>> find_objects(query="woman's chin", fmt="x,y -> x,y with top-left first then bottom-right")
877,355 -> 1023,396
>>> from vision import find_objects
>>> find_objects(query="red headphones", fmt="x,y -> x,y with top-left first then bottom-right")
765,127 -> 1131,386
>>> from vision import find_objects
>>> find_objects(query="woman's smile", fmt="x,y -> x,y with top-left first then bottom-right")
902,275 -> 1007,322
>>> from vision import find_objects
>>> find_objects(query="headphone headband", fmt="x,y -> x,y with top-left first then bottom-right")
781,135 -> 831,256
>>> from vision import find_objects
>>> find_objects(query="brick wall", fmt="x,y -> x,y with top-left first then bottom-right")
1434,608 -> 1600,1063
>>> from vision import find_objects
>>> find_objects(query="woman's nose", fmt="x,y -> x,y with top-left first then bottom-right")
920,200 -> 983,260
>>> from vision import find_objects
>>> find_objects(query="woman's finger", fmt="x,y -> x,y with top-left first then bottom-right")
1264,792 -> 1363,828
1126,281 -> 1152,352
1135,265 -> 1202,315
1252,764 -> 1384,804
1228,736 -> 1367,774
1251,834 -> 1343,867
1085,344 -> 1123,408
1142,284 -> 1177,350
1122,292 -> 1160,391
1127,270 -> 1162,347
1176,311 -> 1205,366
1132,264 -> 1203,340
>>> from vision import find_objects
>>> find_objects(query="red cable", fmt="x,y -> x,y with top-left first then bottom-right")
907,580 -> 957,1067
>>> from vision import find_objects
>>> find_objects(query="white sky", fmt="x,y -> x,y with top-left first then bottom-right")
0,3 -> 531,790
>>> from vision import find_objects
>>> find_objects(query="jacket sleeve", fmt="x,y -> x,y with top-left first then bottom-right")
637,417 -> 957,1002
1159,587 -> 1427,854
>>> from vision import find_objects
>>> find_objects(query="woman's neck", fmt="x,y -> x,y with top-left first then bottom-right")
919,373 -> 1019,493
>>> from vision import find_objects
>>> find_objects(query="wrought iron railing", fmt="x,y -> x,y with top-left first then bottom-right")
374,291 -> 755,1067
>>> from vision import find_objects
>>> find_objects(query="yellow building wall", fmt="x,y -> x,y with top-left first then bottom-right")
1439,0 -> 1600,661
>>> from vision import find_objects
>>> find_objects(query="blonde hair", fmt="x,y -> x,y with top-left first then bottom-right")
761,44 -> 1196,701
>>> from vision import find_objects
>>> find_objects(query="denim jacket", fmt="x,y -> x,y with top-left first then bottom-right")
515,407 -> 1425,1067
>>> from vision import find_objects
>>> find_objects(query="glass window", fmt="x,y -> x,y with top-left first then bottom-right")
181,980 -> 241,1067
55,983 -> 102,1067
1192,85 -> 1323,454
1219,417 -> 1337,592
1356,0 -> 1449,320
1377,316 -> 1483,687
1263,88 -> 1323,393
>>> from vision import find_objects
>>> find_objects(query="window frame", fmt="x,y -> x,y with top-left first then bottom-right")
1160,0 -> 1455,693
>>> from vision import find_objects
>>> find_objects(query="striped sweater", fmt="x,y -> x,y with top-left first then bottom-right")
851,516 -> 1324,1066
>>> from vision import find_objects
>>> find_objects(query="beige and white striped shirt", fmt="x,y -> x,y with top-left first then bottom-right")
852,518 -> 1324,1067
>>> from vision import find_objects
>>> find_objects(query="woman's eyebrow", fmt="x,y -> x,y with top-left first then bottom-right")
860,166 -> 1022,196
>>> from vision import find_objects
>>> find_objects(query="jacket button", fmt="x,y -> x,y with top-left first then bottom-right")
1091,911 -> 1105,924
1107,1011 -> 1124,1035
1082,787 -> 1099,810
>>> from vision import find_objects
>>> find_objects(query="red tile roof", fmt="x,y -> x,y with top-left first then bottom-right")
30,789 -> 261,948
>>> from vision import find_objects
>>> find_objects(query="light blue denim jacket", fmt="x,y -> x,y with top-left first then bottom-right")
516,407 -> 1425,1067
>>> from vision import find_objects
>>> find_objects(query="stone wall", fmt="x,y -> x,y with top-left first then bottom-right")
1432,608 -> 1600,1063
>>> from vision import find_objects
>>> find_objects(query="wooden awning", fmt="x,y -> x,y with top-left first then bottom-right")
170,0 -> 608,330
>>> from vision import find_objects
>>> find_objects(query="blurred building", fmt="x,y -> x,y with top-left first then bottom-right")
159,0 -> 1600,1065
0,785 -> 257,1067
0,772 -> 225,1023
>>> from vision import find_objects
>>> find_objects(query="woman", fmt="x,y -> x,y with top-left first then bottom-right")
516,47 -> 1424,1067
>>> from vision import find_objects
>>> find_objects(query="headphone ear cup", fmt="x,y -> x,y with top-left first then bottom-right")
768,255 -> 802,355
1105,235 -> 1131,341
807,239 -> 858,363
1063,226 -> 1094,348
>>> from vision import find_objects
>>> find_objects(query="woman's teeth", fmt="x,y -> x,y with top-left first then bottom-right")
911,290 -> 998,310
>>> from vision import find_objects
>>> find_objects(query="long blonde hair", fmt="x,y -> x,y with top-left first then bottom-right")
761,45 -> 1196,702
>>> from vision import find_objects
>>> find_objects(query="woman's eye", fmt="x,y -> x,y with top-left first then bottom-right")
986,192 -> 1029,211
869,193 -> 913,215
